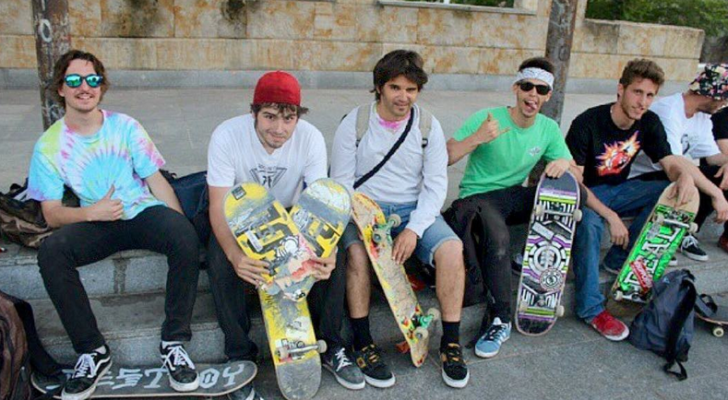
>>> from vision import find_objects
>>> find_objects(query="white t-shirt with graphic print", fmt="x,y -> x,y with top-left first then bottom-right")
207,114 -> 327,208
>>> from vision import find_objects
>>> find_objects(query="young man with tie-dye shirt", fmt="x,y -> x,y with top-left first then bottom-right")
27,50 -> 200,400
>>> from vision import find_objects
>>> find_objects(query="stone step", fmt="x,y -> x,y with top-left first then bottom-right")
30,247 -> 728,367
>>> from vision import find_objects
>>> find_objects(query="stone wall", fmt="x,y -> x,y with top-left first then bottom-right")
0,0 -> 704,81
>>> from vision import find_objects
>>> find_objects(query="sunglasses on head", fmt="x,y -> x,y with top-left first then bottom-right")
64,74 -> 103,88
518,81 -> 551,95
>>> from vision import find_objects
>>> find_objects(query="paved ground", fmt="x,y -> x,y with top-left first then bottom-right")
3,87 -> 728,399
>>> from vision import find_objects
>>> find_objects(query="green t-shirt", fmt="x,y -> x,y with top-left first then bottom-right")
454,106 -> 573,199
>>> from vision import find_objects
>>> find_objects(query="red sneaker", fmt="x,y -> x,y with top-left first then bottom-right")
589,310 -> 629,341
718,235 -> 728,254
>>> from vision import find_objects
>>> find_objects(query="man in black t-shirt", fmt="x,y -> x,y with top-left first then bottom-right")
713,107 -> 728,153
566,59 -> 697,342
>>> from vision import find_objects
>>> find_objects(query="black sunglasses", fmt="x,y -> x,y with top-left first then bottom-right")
64,74 -> 103,88
518,81 -> 551,95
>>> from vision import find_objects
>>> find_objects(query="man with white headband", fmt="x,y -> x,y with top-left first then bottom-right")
446,57 -> 577,359
628,63 -> 728,260
566,59 -> 697,341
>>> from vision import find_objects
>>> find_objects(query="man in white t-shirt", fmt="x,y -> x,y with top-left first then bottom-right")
630,64 -> 728,259
206,71 -> 365,397
330,50 -> 469,389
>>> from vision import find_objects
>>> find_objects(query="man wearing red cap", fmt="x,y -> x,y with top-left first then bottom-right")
206,71 -> 365,398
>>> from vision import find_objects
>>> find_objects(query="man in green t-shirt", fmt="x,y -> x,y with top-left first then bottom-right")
445,57 -> 578,359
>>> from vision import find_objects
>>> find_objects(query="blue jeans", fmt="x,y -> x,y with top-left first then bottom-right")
572,179 -> 669,321
341,201 -> 460,265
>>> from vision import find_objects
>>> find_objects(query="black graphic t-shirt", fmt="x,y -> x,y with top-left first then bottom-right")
713,107 -> 728,141
566,103 -> 671,187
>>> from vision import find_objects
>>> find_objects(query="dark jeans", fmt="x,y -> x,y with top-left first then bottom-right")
37,206 -> 200,354
206,233 -> 347,361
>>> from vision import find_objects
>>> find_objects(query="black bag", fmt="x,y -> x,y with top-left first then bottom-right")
161,170 -> 211,245
628,269 -> 696,380
0,180 -> 78,249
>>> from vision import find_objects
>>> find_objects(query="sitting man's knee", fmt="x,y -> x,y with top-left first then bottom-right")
435,239 -> 465,268
347,243 -> 369,271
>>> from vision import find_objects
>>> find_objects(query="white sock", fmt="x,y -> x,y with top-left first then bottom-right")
161,341 -> 182,349
94,345 -> 107,355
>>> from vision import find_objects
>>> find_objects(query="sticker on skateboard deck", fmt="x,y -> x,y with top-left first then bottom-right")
515,172 -> 581,336
225,181 -> 349,400
611,183 -> 698,303
350,192 -> 439,367
31,361 -> 256,398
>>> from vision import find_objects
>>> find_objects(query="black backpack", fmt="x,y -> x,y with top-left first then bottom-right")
628,269 -> 696,380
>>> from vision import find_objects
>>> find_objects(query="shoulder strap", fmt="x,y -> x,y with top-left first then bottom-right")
418,106 -> 432,148
663,278 -> 696,381
355,104 -> 370,147
354,109 -> 416,190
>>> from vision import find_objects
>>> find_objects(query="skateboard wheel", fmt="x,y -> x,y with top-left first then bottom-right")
614,291 -> 624,302
534,204 -> 545,217
689,222 -> 698,234
414,326 -> 429,340
372,232 -> 384,244
389,214 -> 402,228
317,340 -> 327,354
714,327 -> 725,338
556,305 -> 565,317
278,347 -> 289,360
427,308 -> 441,323
573,209 -> 582,222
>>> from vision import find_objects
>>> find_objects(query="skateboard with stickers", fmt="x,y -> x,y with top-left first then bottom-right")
350,192 -> 439,367
611,183 -> 698,303
31,360 -> 257,398
224,179 -> 350,400
515,172 -> 582,336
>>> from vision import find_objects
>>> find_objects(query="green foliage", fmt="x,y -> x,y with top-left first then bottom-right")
585,0 -> 728,36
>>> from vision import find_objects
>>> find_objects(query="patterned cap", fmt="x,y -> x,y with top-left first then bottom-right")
689,63 -> 728,100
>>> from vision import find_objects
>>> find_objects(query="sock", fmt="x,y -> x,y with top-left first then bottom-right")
493,301 -> 512,324
440,321 -> 460,349
350,316 -> 373,350
94,345 -> 107,355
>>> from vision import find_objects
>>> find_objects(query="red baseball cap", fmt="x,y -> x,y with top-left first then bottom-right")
253,71 -> 301,106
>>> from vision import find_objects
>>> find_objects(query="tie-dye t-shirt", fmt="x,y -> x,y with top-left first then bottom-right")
28,110 -> 166,220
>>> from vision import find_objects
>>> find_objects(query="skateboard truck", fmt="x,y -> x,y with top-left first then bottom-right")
396,308 -> 440,353
277,340 -> 327,360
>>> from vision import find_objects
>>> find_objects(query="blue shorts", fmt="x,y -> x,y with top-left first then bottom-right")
341,201 -> 460,266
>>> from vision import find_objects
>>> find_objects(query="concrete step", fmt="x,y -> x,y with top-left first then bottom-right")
30,248 -> 728,367
0,240 -> 210,300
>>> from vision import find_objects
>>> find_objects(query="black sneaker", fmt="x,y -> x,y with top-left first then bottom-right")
440,343 -> 469,389
352,344 -> 395,388
322,345 -> 365,390
61,345 -> 112,400
160,342 -> 199,392
681,234 -> 709,262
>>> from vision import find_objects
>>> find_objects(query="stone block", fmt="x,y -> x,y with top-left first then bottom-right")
658,56 -> 700,83
470,12 -> 545,49
247,0 -> 316,40
0,0 -> 32,35
478,47 -> 541,75
69,0 -> 102,37
100,0 -> 175,38
250,39 -> 311,70
174,0 -> 247,39
575,19 -> 619,54
617,22 -> 667,57
569,52 -> 623,80
227,39 -> 256,70
416,8 -> 472,47
310,41 -> 381,71
422,45 -> 480,74
0,35 -> 36,69
664,28 -> 705,60
379,6 -> 419,44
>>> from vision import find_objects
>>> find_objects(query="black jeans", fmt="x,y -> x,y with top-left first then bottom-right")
451,184 -> 586,322
37,206 -> 200,354
206,233 -> 347,361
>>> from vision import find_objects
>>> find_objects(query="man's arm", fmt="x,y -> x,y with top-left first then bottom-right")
660,155 -> 728,222
329,111 -> 359,191
446,112 -> 509,166
145,171 -> 183,214
42,186 -> 123,228
718,139 -> 728,155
